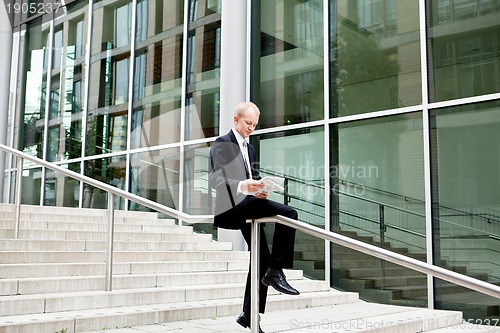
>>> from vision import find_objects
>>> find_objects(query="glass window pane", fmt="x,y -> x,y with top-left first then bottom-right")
331,0 -> 421,117
43,163 -> 81,207
52,29 -> 63,70
89,0 -> 131,113
132,35 -> 183,148
92,0 -> 132,54
90,55 -> 130,110
19,18 -> 50,162
183,143 -> 212,215
428,1 -> 500,102
129,148 -> 180,211
189,0 -> 221,22
257,0 -> 324,128
83,155 -> 126,209
430,100 -> 500,320
21,167 -> 42,205
86,111 -> 128,156
136,0 -> 184,43
330,113 -> 426,306
132,100 -> 181,149
185,18 -> 221,140
48,3 -> 88,162
254,127 -> 325,279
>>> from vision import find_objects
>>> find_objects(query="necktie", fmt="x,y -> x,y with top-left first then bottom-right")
242,141 -> 251,179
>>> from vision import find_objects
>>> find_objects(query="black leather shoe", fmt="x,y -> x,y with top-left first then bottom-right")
261,268 -> 300,295
236,312 -> 265,333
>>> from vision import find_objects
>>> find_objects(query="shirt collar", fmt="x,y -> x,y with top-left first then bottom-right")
231,128 -> 248,149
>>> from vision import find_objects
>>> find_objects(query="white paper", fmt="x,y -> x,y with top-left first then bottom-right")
258,176 -> 285,193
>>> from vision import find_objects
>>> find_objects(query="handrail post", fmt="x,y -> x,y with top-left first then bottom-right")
105,191 -> 115,291
250,219 -> 260,333
14,156 -> 23,239
379,204 -> 386,289
283,178 -> 289,205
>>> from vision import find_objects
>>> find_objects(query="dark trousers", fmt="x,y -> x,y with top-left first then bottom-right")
237,196 -> 298,314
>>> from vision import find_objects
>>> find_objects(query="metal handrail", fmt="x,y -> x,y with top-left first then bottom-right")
0,143 -> 213,291
263,167 -> 500,225
2,143 -> 499,331
248,215 -> 500,333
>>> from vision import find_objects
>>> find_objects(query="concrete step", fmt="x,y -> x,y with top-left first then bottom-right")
0,239 -> 233,251
342,266 -> 421,278
0,261 -> 249,279
0,291 -> 357,333
0,204 -> 487,333
0,214 -> 170,225
0,204 -> 160,220
0,273 -> 327,315
0,221 -> 192,233
0,270 -> 314,297
0,250 -> 250,264
0,229 -> 214,241
74,303 -> 499,333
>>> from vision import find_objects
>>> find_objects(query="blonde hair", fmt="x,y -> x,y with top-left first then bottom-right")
234,101 -> 260,118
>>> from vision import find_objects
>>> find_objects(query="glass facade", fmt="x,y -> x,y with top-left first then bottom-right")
2,0 -> 499,322
430,100 -> 500,314
331,0 -> 422,117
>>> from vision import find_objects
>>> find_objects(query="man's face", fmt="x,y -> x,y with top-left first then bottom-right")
234,109 -> 259,139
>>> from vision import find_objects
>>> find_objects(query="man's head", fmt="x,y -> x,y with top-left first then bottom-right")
233,102 -> 260,139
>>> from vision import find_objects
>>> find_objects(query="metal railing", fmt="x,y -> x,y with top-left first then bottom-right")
248,215 -> 500,333
2,143 -> 499,332
0,143 -> 213,291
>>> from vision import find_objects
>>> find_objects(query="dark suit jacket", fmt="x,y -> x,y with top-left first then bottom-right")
209,130 -> 261,229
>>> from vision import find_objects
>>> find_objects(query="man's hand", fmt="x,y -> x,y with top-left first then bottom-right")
241,179 -> 266,196
254,191 -> 268,199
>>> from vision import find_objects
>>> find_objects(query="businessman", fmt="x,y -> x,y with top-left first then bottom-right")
209,101 -> 299,333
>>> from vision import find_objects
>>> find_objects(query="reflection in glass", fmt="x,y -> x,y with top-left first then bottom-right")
428,1 -> 500,102
92,0 -> 132,54
48,3 -> 88,162
21,167 -> 42,205
19,18 -> 49,161
132,35 -> 183,147
136,0 -> 184,42
257,0 -> 324,128
189,0 -> 221,22
330,113 -> 426,306
52,29 -> 63,70
255,127 -> 325,279
129,148 -> 179,211
83,155 -> 126,209
44,163 -> 80,207
88,55 -> 129,110
131,101 -> 181,149
430,101 -> 500,320
86,111 -> 128,156
134,37 -> 183,99
183,142 -> 216,237
330,0 -> 421,117
183,143 -> 212,215
185,4 -> 221,140
88,0 -> 131,117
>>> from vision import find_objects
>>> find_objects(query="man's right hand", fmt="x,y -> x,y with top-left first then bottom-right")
241,179 -> 264,194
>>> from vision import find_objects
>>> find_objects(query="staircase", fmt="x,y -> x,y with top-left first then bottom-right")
332,230 -> 500,323
0,204 -> 497,333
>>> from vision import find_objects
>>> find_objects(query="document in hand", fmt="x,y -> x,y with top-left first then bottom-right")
259,176 -> 285,193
